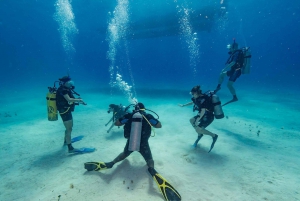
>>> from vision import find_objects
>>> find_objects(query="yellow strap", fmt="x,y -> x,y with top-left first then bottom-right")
141,114 -> 156,137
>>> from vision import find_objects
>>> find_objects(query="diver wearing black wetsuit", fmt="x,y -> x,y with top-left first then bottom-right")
105,103 -> 161,169
56,85 -> 75,121
55,76 -> 85,153
179,85 -> 218,152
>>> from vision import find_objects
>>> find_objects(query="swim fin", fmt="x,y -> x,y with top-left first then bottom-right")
208,135 -> 218,153
222,97 -> 238,106
148,167 -> 181,201
192,134 -> 204,148
69,147 -> 96,154
84,161 -> 114,171
71,135 -> 84,143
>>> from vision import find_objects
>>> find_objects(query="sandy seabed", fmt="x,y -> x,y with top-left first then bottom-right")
0,89 -> 299,201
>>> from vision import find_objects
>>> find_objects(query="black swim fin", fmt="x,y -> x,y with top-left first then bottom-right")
208,135 -> 218,153
222,97 -> 238,106
84,161 -> 114,171
148,167 -> 181,201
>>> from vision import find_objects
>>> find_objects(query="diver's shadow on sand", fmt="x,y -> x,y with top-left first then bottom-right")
84,160 -> 144,183
31,146 -> 96,169
31,147 -> 69,169
83,159 -> 162,198
189,147 -> 227,167
220,129 -> 267,148
104,129 -> 123,140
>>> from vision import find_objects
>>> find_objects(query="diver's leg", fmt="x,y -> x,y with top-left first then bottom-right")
215,71 -> 227,92
196,126 -> 218,153
106,140 -> 132,168
107,123 -> 114,133
63,120 -> 74,151
218,71 -> 227,85
193,134 -> 204,147
190,117 -> 204,147
139,141 -> 154,168
189,117 -> 197,127
227,81 -> 238,100
195,126 -> 216,137
112,152 -> 130,163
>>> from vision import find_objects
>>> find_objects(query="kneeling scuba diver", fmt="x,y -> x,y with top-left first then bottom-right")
84,103 -> 181,201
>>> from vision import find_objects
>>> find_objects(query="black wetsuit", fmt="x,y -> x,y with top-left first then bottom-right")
56,86 -> 74,122
226,49 -> 244,82
118,111 -> 160,162
192,95 -> 214,128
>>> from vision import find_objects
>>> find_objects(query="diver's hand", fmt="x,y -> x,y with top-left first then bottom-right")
178,104 -> 184,107
78,99 -> 87,105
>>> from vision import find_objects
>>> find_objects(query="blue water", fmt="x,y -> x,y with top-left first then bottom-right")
1,0 -> 299,96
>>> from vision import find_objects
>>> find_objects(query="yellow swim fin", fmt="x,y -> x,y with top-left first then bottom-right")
148,167 -> 181,201
84,161 -> 114,171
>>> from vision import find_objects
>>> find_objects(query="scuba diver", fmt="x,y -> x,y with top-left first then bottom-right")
179,85 -> 221,153
84,103 -> 181,201
214,39 -> 245,106
55,76 -> 89,153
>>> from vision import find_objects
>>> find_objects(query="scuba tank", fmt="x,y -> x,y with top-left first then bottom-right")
128,111 -> 143,151
46,88 -> 58,121
204,91 -> 224,119
211,93 -> 224,119
242,47 -> 251,74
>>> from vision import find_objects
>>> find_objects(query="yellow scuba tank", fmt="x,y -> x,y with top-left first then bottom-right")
46,91 -> 58,121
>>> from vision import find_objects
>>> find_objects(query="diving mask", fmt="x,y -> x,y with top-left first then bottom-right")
65,80 -> 75,89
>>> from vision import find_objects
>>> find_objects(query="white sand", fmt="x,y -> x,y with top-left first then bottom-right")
0,89 -> 299,201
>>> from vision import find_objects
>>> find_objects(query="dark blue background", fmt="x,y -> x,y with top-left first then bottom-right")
0,0 -> 299,94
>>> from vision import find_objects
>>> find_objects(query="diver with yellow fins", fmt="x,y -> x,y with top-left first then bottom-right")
84,103 -> 181,201
46,75 -> 95,154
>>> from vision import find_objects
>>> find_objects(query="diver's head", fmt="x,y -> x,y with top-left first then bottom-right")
59,76 -> 71,83
64,80 -> 75,89
108,104 -> 118,113
59,76 -> 75,89
227,41 -> 239,53
190,85 -> 202,97
135,102 -> 145,111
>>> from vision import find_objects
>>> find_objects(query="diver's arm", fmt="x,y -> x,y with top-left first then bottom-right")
63,94 -> 84,103
114,119 -> 122,126
178,101 -> 193,107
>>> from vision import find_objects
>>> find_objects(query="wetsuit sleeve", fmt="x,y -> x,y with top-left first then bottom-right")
147,114 -> 160,126
119,113 -> 131,124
